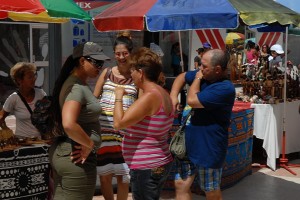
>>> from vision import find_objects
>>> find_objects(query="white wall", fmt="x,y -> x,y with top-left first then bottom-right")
189,29 -> 227,70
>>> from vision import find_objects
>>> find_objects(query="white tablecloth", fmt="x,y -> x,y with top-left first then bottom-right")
251,100 -> 300,170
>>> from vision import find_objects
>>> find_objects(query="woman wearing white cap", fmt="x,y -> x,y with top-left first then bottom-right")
269,44 -> 285,75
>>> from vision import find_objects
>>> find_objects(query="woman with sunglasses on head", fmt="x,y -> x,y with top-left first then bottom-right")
48,42 -> 109,199
0,62 -> 46,139
113,47 -> 174,200
93,33 -> 138,200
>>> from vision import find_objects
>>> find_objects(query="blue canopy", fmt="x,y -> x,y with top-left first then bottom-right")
146,0 -> 239,31
93,0 -> 239,32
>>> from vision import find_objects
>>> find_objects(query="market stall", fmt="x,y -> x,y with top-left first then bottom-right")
251,100 -> 300,170
0,144 -> 50,199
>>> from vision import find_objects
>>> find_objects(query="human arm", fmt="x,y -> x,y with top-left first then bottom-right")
62,100 -> 95,164
0,109 -> 9,125
113,86 -> 160,130
187,70 -> 204,108
93,67 -> 108,98
170,72 -> 186,111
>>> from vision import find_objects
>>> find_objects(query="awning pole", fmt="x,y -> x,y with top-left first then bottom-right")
178,31 -> 184,72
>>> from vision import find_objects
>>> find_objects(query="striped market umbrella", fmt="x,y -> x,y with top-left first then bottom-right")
0,0 -> 91,23
92,0 -> 300,72
92,0 -> 300,32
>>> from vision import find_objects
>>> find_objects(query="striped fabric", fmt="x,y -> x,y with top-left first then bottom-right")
97,76 -> 138,175
123,105 -> 174,170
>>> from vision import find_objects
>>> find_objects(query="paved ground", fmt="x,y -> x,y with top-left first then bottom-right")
93,166 -> 300,200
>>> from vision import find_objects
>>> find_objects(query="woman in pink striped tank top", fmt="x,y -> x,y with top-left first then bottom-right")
113,47 -> 175,200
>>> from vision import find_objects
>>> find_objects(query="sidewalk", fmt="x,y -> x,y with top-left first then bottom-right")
93,191 -> 203,200
93,166 -> 300,200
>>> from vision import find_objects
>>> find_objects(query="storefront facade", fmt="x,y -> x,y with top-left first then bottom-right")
0,22 -> 54,104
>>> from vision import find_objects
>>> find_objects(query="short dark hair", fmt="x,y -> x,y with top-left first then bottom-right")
114,35 -> 133,53
197,48 -> 205,54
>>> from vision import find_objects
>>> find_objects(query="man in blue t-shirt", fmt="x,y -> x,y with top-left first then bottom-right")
170,49 -> 236,200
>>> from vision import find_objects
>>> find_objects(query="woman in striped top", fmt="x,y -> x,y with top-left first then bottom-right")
94,34 -> 137,200
113,47 -> 174,200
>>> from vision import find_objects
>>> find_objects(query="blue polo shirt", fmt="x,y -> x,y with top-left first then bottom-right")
184,70 -> 235,168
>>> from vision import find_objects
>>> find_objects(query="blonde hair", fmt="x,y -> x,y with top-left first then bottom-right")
10,62 -> 37,86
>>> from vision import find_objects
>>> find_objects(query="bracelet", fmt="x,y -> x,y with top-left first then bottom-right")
115,99 -> 122,102
196,77 -> 201,80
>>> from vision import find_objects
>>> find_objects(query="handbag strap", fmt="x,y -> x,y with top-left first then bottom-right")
17,91 -> 33,114
181,110 -> 192,129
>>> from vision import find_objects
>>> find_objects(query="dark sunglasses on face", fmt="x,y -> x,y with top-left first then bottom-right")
85,57 -> 104,69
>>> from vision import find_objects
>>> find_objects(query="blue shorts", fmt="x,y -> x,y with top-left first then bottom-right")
172,159 -> 222,192
197,167 -> 223,192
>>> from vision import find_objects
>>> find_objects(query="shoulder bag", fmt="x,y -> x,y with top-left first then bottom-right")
169,110 -> 192,159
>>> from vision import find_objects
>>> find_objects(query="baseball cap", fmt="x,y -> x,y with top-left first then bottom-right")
203,42 -> 212,49
73,42 -> 110,61
270,44 -> 284,54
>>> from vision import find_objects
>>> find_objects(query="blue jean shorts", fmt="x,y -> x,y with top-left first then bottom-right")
129,162 -> 173,200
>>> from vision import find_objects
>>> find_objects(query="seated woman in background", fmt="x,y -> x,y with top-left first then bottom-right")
260,44 -> 270,59
0,62 -> 46,139
113,47 -> 175,200
245,40 -> 259,65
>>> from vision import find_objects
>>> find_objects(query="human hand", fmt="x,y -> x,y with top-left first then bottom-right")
70,144 -> 93,164
115,86 -> 126,99
170,95 -> 180,112
196,70 -> 203,80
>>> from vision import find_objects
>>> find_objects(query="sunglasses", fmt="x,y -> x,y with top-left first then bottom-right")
85,57 -> 104,69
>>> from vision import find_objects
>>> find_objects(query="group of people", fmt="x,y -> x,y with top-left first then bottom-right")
0,33 -> 236,200
227,40 -> 294,81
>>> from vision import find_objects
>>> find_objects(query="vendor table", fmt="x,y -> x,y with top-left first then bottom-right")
251,100 -> 300,170
0,145 -> 50,200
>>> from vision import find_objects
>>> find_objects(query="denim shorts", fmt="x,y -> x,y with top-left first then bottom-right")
197,167 -> 223,192
129,162 -> 173,200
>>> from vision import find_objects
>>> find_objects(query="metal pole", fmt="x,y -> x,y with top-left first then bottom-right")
178,31 -> 184,73
283,26 -> 288,133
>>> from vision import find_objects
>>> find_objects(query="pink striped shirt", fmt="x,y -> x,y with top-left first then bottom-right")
122,105 -> 174,169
